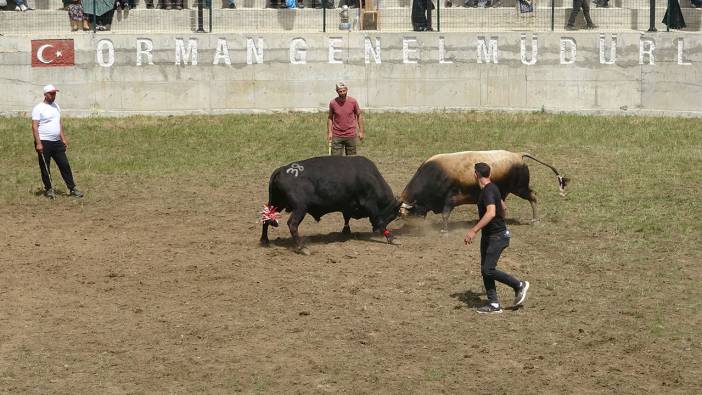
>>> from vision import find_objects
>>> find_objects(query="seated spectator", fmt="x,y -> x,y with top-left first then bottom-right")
115,0 -> 135,10
13,0 -> 32,11
227,0 -> 235,8
68,0 -> 90,31
692,0 -> 702,7
161,0 -> 184,9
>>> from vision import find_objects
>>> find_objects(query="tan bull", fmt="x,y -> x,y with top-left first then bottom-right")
399,150 -> 569,232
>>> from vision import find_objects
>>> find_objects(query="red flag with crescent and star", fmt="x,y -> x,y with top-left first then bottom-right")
31,39 -> 75,67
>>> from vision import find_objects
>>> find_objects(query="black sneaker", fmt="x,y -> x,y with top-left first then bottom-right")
513,281 -> 530,307
68,188 -> 84,198
477,303 -> 503,314
45,189 -> 56,199
565,24 -> 577,30
586,23 -> 599,29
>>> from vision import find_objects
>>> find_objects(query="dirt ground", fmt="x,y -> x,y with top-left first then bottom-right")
1,169 -> 700,394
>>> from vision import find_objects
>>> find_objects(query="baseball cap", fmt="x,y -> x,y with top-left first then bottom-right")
335,81 -> 347,90
43,84 -> 60,94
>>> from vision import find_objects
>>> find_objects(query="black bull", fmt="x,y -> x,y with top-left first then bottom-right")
260,156 -> 401,251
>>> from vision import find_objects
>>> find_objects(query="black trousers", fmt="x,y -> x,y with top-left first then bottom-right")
37,140 -> 76,191
567,0 -> 593,26
480,231 -> 521,304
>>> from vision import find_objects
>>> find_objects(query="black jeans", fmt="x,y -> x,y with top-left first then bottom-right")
37,140 -> 76,191
567,0 -> 593,26
480,230 -> 521,304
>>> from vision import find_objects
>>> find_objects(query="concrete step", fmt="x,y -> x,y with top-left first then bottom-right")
0,6 -> 699,32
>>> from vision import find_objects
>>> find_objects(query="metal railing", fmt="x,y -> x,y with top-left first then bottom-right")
0,0 -> 699,34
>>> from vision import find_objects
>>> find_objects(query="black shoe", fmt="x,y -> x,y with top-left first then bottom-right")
228,2 -> 236,7
68,188 -> 84,198
45,189 -> 56,199
445,0 -> 452,6
565,24 -> 577,30
513,281 -> 530,307
595,2 -> 608,6
586,23 -> 599,29
476,303 -> 503,314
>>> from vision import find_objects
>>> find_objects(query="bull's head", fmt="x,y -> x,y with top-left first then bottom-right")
399,201 -> 428,217
557,175 -> 570,197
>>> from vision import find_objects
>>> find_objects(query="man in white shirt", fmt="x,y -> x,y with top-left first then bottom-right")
32,84 -> 83,199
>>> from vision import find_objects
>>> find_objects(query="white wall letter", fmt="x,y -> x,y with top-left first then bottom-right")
246,37 -> 264,65
560,37 -> 577,65
136,38 -> 154,66
328,37 -> 343,64
96,39 -> 114,68
677,37 -> 691,66
364,37 -> 381,64
175,38 -> 198,66
599,34 -> 617,65
289,38 -> 308,64
439,37 -> 453,64
520,33 -> 538,65
213,38 -> 231,65
476,36 -> 499,64
639,38 -> 655,65
403,37 -> 418,64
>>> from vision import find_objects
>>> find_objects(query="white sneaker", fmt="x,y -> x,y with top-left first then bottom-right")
513,281 -> 530,307
15,5 -> 21,10
19,3 -> 28,10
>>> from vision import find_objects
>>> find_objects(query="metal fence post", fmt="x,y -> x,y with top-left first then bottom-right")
551,0 -> 554,31
436,0 -> 440,32
197,0 -> 205,33
323,0 -> 326,32
648,0 -> 656,31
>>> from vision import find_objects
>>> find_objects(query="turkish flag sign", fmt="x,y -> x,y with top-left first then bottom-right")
31,39 -> 75,67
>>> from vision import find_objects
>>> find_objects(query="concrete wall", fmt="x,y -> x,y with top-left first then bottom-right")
1,32 -> 701,116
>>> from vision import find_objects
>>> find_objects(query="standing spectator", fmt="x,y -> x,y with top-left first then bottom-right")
464,162 -> 529,314
327,82 -> 364,156
82,0 -> 114,30
68,0 -> 90,31
565,0 -> 597,30
662,0 -> 686,29
411,0 -> 434,31
32,85 -> 83,199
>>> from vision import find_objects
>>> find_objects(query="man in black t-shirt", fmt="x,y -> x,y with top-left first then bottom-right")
464,162 -> 529,314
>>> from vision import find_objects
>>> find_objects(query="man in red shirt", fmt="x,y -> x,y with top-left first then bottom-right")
327,82 -> 365,156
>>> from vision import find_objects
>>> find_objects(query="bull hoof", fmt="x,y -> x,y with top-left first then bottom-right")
260,239 -> 270,246
387,237 -> 402,246
296,247 -> 311,256
530,218 -> 541,225
440,229 -> 449,236
341,226 -> 351,235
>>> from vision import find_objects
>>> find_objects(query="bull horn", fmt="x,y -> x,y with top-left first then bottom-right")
400,203 -> 413,210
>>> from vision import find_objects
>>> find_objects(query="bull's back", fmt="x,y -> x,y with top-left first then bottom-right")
270,156 -> 392,208
426,150 -> 523,185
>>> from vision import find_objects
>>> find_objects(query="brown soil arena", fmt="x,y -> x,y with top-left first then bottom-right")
1,167 -> 699,393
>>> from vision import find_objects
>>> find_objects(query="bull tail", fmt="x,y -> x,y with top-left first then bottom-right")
521,153 -> 570,196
